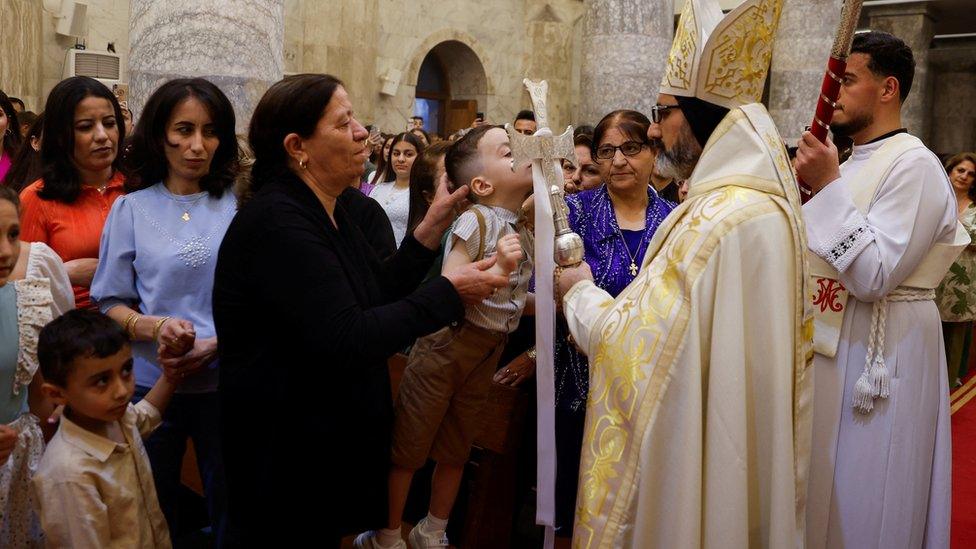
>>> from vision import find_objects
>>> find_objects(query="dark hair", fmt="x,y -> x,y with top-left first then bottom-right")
574,125 -> 594,139
0,91 -> 23,159
377,132 -> 424,184
407,141 -> 451,233
574,132 -> 593,149
38,309 -> 129,387
445,124 -> 495,202
410,127 -> 430,145
945,152 -> 976,202
38,76 -> 126,203
8,97 -> 24,111
369,134 -> 393,184
123,78 -> 238,197
18,111 -> 38,129
591,110 -> 650,163
248,73 -> 343,195
1,113 -> 44,192
515,110 -> 535,123
0,184 -> 20,210
411,116 -> 423,122
851,31 -> 916,102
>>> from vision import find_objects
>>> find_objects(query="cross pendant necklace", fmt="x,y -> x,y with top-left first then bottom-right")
616,223 -> 646,279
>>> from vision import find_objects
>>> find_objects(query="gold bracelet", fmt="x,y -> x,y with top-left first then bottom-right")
122,312 -> 139,340
526,347 -> 537,361
152,316 -> 172,342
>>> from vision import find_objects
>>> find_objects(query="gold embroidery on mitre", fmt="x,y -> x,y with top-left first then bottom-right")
660,0 -> 783,110
664,0 -> 699,90
702,0 -> 783,107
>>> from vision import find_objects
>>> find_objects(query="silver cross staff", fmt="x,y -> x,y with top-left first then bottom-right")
507,79 -> 584,267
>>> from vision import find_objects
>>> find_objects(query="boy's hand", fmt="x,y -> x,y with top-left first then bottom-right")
0,424 -> 17,466
494,233 -> 523,274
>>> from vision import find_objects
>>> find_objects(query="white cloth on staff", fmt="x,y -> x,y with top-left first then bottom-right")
803,134 -> 956,549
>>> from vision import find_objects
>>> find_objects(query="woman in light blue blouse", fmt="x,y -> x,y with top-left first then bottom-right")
90,78 -> 238,544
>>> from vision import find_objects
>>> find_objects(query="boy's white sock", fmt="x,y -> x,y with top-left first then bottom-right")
423,512 -> 449,532
377,527 -> 401,547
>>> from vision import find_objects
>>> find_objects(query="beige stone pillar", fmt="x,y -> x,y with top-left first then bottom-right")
0,0 -> 42,110
929,70 -> 976,156
301,0 -> 380,122
129,0 -> 284,133
768,0 -> 844,143
578,0 -> 673,125
867,1 -> 937,142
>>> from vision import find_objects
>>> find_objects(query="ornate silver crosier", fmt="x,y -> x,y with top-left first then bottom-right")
507,79 -> 584,267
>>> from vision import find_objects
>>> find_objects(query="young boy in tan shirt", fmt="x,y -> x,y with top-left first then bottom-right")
32,309 -> 180,548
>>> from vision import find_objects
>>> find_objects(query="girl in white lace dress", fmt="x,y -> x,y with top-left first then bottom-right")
0,186 -> 72,546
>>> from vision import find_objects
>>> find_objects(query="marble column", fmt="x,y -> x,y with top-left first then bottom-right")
0,0 -> 42,110
768,0 -> 844,144
867,1 -> 937,142
578,0 -> 673,125
129,1 -> 284,133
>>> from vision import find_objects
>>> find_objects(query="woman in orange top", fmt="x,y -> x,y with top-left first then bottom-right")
19,76 -> 126,309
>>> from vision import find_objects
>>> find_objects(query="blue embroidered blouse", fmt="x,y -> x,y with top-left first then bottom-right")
555,185 -> 675,411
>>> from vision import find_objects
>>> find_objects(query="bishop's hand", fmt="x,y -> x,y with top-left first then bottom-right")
556,261 -> 593,306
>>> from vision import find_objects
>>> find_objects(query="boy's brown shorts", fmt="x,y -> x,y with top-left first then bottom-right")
391,321 -> 507,470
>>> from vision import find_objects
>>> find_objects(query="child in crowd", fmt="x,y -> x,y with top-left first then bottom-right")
32,309 -> 180,548
357,125 -> 535,549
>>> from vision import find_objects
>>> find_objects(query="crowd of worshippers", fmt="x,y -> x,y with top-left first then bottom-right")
0,33 -> 975,548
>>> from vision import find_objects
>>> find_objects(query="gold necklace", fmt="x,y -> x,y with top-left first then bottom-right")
179,194 -> 207,222
158,186 -> 207,222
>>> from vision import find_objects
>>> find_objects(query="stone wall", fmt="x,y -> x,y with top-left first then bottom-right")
0,0 -> 42,110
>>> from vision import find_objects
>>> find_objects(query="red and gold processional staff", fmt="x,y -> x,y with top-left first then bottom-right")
799,0 -> 864,203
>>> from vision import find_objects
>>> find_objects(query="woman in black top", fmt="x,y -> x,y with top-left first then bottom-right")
213,74 -> 506,547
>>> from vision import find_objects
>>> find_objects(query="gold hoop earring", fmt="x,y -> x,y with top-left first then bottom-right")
299,159 -> 308,170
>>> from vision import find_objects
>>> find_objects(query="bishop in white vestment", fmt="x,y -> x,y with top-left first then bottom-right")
558,1 -> 814,547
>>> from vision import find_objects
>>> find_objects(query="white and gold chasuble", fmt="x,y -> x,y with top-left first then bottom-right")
563,105 -> 813,549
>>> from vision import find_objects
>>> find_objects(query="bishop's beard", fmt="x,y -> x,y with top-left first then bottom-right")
653,124 -> 703,181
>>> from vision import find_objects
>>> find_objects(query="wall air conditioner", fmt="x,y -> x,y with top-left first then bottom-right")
62,49 -> 122,87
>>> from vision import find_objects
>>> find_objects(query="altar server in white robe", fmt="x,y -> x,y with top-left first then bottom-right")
796,30 -> 965,549
555,1 -> 815,547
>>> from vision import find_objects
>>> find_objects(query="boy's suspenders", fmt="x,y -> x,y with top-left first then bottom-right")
470,206 -> 487,261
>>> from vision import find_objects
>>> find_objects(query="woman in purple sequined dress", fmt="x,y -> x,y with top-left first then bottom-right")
553,110 -> 675,539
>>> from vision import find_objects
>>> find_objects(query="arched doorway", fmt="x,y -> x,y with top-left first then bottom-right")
413,41 -> 488,137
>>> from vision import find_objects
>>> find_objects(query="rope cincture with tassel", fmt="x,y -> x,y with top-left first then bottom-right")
851,287 -> 935,413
